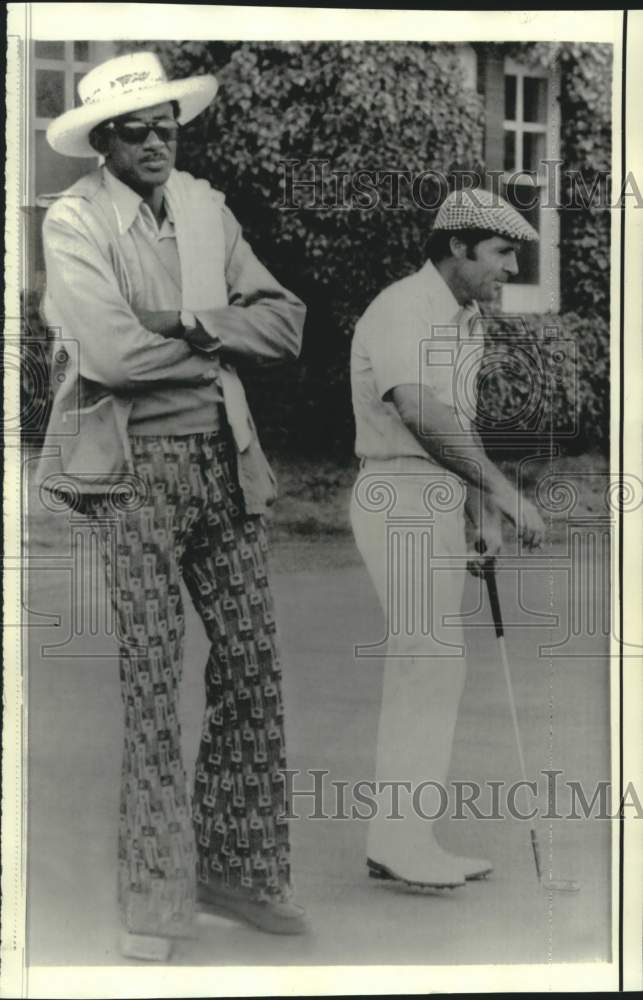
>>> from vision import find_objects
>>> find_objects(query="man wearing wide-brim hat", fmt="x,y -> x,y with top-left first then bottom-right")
350,187 -> 546,890
38,51 -> 307,959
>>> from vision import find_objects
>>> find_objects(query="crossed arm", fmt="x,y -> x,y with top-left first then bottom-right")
42,201 -> 305,394
137,205 -> 305,366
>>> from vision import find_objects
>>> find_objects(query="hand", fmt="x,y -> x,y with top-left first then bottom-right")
489,487 -> 545,552
517,498 -> 545,551
466,497 -> 504,577
138,309 -> 183,339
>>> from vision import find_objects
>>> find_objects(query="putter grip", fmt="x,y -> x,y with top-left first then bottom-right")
483,559 -> 504,638
530,828 -> 543,881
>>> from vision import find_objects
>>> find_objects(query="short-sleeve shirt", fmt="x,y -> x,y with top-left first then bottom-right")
350,260 -> 483,463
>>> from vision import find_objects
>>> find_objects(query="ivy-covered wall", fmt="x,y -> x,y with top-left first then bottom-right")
148,40 -> 611,454
503,41 -> 612,320
123,41 -> 486,454
25,41 -> 612,455
558,44 -> 612,320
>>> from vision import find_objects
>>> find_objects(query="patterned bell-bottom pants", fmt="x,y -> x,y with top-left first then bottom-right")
84,430 -> 291,938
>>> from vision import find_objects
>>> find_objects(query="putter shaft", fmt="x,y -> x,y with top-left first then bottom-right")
483,562 -> 580,893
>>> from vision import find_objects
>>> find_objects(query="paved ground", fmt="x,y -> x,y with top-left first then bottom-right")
25,519 -> 611,969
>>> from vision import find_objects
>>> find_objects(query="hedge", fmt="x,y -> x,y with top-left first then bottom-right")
503,41 -> 613,319
21,297 -> 609,457
475,310 -> 609,457
24,41 -> 610,457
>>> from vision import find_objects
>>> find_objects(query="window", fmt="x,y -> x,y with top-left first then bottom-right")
29,40 -> 115,202
26,41 -> 115,287
33,41 -> 93,129
499,58 -> 560,313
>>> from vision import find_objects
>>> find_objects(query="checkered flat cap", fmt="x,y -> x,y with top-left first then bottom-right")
433,188 -> 539,242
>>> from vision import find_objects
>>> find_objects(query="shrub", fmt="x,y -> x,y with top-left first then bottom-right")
135,40 -> 609,456
503,41 -> 612,319
120,40 -> 485,455
26,41 -> 609,457
476,310 -> 609,455
21,289 -> 54,446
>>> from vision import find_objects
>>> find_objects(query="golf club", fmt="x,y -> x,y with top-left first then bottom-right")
482,558 -> 580,894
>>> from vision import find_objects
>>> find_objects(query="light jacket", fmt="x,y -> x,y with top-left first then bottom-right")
36,169 -> 305,514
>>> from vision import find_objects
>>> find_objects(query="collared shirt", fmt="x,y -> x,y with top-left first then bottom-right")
38,167 -> 305,513
350,260 -> 483,463
102,168 -> 224,435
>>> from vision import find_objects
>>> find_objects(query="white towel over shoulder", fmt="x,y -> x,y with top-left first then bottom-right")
165,169 -> 228,309
165,169 -> 252,451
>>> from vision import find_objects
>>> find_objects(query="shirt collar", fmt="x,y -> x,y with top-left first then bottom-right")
419,259 -> 480,331
102,166 -> 173,236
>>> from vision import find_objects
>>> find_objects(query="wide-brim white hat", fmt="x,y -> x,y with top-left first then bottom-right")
47,51 -> 218,158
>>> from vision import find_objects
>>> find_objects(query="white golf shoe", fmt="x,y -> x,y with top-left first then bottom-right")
367,842 -> 493,887
367,848 -> 466,889
451,854 -> 494,880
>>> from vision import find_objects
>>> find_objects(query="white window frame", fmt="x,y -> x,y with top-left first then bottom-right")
28,41 -> 114,203
457,44 -> 477,91
501,57 -> 560,314
32,42 -> 94,130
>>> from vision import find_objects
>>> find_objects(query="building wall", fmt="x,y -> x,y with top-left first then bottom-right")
26,41 -> 561,312
478,47 -> 561,313
25,40 -> 116,290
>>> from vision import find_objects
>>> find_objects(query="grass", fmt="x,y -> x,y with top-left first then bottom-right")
266,450 -> 610,571
24,448 -> 610,574
267,450 -> 610,530
268,455 -> 357,536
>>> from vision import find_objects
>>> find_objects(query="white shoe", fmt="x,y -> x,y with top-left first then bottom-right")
451,855 -> 493,880
197,883 -> 309,935
120,932 -> 173,962
367,853 -> 466,889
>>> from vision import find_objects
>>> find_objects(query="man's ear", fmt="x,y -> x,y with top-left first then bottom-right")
448,235 -> 468,260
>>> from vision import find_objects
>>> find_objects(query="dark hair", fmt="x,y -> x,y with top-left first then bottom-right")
88,99 -> 181,153
88,123 -> 107,154
424,227 -> 499,263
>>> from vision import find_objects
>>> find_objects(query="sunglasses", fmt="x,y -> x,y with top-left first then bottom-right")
103,118 -> 180,145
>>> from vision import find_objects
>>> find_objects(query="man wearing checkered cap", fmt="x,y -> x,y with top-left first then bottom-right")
350,187 -> 545,890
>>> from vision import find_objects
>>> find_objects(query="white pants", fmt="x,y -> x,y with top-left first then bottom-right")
350,458 -> 469,866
